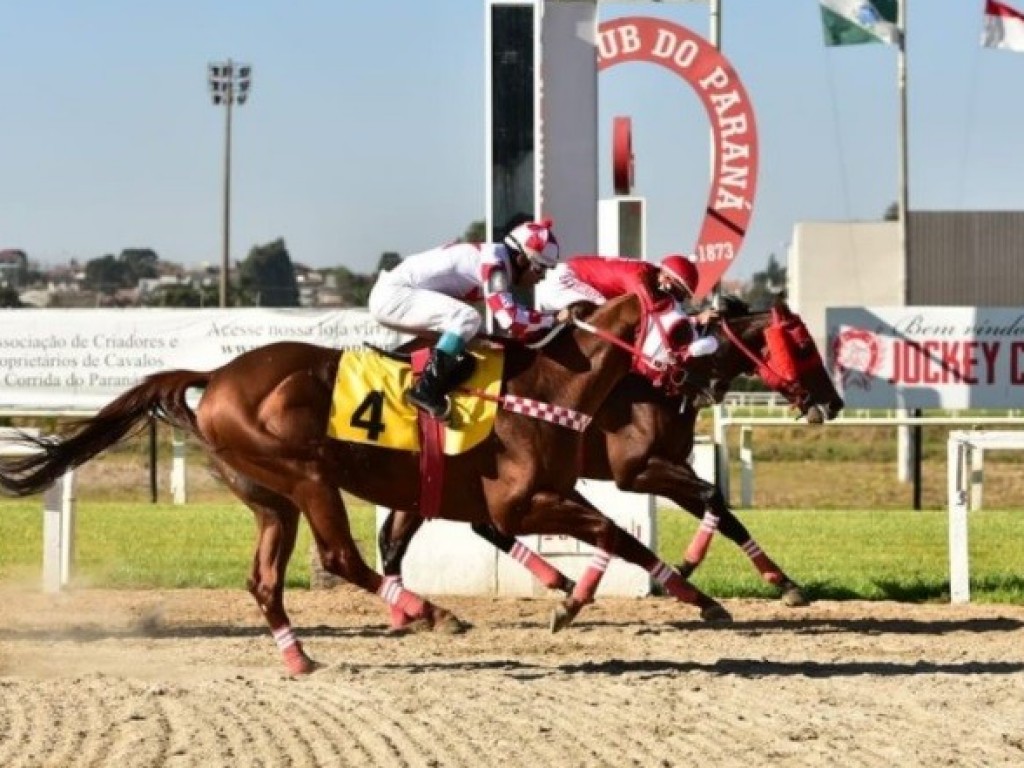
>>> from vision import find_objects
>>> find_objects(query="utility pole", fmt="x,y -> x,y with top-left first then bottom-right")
207,60 -> 252,308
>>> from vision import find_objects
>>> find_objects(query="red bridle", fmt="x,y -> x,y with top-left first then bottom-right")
719,308 -> 823,409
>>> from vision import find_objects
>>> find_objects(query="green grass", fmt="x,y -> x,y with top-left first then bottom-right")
2,499 -> 1022,603
659,507 -> 1024,604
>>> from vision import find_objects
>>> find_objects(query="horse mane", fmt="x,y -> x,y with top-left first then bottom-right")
717,293 -> 751,318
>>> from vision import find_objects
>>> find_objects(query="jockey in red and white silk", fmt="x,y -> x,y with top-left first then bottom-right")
538,253 -> 700,310
536,253 -> 718,379
368,219 -> 562,419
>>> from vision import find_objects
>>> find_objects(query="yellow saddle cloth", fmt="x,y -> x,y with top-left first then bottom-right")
326,346 -> 504,455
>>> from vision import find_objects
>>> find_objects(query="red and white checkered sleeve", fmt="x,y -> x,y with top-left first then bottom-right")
481,261 -> 557,341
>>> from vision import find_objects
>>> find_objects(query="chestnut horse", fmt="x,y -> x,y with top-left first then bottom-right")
0,293 -> 727,675
379,297 -> 844,629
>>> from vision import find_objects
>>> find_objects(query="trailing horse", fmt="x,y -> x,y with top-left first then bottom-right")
0,293 -> 726,675
379,297 -> 844,629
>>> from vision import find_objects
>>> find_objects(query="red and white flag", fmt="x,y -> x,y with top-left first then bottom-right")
982,0 -> 1024,52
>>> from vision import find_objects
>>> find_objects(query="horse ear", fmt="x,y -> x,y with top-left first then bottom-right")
772,296 -> 792,320
569,301 -> 599,321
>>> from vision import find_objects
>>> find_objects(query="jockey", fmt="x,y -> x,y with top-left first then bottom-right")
535,252 -> 719,387
368,218 -> 567,419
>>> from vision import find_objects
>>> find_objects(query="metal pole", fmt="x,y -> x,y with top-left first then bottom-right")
220,62 -> 233,308
149,418 -> 158,504
897,4 -> 910,305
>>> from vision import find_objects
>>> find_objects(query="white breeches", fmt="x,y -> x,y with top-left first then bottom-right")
368,280 -> 482,341
534,263 -> 608,311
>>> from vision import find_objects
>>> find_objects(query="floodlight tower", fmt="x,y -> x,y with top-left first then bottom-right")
207,60 -> 252,308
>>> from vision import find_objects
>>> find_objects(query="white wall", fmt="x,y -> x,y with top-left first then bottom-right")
789,221 -> 904,353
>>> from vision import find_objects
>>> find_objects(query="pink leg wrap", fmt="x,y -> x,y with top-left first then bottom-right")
742,539 -> 784,585
510,540 -> 567,590
648,562 -> 702,605
683,511 -> 720,565
272,624 -> 312,675
571,550 -> 611,604
378,575 -> 428,619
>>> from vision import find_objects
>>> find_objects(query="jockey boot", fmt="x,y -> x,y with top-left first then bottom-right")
408,348 -> 458,420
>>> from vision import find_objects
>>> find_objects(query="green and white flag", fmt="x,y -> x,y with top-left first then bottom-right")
820,1 -> 900,46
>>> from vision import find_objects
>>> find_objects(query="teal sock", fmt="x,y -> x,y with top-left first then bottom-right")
437,332 -> 465,357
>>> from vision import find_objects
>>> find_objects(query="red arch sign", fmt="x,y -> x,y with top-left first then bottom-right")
598,17 -> 759,300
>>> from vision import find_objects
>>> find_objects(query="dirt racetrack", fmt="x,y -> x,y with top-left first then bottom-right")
1,586 -> 1023,767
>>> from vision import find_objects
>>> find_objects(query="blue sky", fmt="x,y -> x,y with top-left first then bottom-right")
2,1 -> 1022,281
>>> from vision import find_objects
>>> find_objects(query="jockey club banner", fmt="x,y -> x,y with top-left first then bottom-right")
598,17 -> 759,300
827,306 -> 1024,409
0,308 -> 405,411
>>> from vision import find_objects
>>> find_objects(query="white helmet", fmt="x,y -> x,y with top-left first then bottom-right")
503,218 -> 559,269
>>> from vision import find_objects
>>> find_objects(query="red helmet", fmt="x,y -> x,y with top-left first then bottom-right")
504,218 -> 559,268
659,254 -> 699,297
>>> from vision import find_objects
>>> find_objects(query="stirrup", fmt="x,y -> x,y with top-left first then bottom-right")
407,390 -> 452,421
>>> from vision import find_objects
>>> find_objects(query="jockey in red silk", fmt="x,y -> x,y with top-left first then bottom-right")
537,253 -> 718,363
368,218 -> 567,419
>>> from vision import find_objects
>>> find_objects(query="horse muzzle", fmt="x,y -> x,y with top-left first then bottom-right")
802,396 -> 844,424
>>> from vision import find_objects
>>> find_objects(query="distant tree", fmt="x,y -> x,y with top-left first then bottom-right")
883,201 -> 898,221
741,253 -> 787,310
331,265 -> 374,306
119,248 -> 159,280
237,238 -> 300,307
461,220 -> 487,243
84,254 -> 132,293
145,284 -> 202,307
0,286 -> 23,308
376,251 -> 402,273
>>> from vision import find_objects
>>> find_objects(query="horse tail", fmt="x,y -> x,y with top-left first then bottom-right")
0,369 -> 210,498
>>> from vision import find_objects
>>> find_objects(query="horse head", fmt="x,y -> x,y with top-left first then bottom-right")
705,296 -> 844,423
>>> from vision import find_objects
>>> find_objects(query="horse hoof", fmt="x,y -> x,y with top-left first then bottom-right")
780,584 -> 810,607
282,646 -> 319,676
432,610 -> 471,635
549,601 -> 580,634
700,603 -> 733,623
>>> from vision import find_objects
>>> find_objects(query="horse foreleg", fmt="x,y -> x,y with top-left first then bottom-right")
471,522 -> 576,595
298,484 -> 467,636
500,491 -> 731,632
710,499 -> 809,607
635,458 -> 807,606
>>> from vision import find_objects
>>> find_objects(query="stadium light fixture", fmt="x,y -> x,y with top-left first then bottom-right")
207,60 -> 252,307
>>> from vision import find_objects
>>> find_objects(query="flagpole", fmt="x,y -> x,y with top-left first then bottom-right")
895,1 -> 922,510
709,0 -> 722,305
897,1 -> 910,306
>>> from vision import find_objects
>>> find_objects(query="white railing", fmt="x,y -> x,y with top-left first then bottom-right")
712,408 -> 1024,508
0,427 -> 76,593
947,430 -> 1024,604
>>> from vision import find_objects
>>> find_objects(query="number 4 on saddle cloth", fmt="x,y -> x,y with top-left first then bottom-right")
326,345 -> 503,455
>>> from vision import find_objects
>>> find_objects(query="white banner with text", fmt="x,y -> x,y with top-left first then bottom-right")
827,306 -> 1024,408
0,308 -> 405,410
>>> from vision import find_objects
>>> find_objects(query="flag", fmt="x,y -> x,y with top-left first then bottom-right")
820,1 -> 900,46
982,0 -> 1024,52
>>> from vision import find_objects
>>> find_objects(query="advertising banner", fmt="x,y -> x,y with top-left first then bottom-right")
0,308 -> 404,410
827,306 -> 1024,408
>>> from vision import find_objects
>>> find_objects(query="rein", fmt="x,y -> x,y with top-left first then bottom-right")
571,314 -> 684,389
457,386 -> 592,432
718,317 -> 806,405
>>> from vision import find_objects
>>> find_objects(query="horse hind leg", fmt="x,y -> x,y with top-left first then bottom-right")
471,522 -> 576,595
378,508 -> 441,633
213,460 -> 318,675
295,481 -> 469,636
